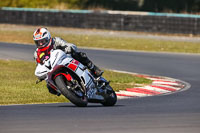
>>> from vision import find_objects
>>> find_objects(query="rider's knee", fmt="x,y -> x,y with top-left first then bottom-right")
79,52 -> 87,58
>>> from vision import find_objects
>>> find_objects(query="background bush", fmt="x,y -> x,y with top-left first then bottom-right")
0,0 -> 200,13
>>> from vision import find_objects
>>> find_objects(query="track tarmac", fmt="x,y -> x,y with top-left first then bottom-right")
0,42 -> 200,133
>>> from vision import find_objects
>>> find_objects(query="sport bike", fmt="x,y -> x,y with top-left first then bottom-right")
35,49 -> 117,107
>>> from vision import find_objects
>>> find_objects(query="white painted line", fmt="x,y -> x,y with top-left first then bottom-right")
153,81 -> 179,86
146,78 -> 161,80
116,90 -> 153,97
146,77 -> 176,82
143,86 -> 171,93
153,84 -> 181,90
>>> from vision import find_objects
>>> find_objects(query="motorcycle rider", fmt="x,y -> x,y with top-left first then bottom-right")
33,27 -> 103,96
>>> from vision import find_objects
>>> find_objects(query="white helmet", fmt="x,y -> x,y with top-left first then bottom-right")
33,28 -> 51,48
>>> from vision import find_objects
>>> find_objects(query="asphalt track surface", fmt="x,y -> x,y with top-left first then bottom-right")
0,42 -> 200,133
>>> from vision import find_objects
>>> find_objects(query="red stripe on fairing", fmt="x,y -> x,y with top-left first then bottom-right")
126,88 -> 161,95
116,94 -> 137,97
68,63 -> 78,71
150,85 -> 177,92
67,59 -> 79,71
71,59 -> 79,65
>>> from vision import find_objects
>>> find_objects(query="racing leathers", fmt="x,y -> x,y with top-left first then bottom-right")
34,37 -> 103,95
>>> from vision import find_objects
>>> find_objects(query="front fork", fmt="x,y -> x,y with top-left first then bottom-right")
94,77 -> 111,96
95,77 -> 110,90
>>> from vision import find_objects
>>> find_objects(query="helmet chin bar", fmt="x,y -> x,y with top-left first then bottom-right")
35,38 -> 50,48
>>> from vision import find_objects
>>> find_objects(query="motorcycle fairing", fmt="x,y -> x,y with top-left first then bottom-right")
35,49 -> 105,101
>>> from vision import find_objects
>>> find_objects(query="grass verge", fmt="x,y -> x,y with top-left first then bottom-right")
0,60 -> 151,105
0,24 -> 200,53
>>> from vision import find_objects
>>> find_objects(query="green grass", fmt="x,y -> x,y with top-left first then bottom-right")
58,34 -> 200,53
0,60 -> 151,105
0,26 -> 200,53
0,60 -> 67,105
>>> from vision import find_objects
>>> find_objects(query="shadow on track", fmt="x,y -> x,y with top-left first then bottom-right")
58,104 -> 124,108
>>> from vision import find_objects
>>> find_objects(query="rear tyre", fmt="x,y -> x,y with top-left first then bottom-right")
101,85 -> 117,106
55,75 -> 88,107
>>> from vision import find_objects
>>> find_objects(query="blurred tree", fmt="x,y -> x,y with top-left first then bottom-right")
84,0 -> 139,10
141,0 -> 200,13
0,0 -> 200,13
190,0 -> 200,12
0,0 -> 58,8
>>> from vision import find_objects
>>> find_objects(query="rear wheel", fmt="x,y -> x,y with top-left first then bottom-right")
55,75 -> 88,107
101,85 -> 117,106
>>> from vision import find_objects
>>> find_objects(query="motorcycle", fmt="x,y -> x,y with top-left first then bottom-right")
35,49 -> 117,107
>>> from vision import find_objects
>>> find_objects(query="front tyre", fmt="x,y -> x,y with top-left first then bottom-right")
55,75 -> 88,107
101,85 -> 117,106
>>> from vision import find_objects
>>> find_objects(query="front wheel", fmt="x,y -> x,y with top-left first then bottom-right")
101,85 -> 117,106
55,75 -> 88,107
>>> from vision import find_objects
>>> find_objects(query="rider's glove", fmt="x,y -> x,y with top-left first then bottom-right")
36,76 -> 46,84
65,46 -> 72,54
38,75 -> 47,81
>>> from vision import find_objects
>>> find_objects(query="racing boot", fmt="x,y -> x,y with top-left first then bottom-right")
72,51 -> 104,78
88,62 -> 104,78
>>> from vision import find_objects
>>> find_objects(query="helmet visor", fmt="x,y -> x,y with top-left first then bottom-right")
35,38 -> 49,48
